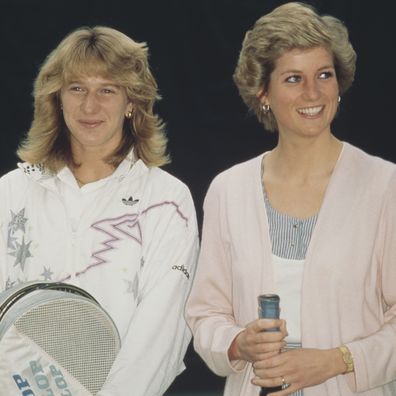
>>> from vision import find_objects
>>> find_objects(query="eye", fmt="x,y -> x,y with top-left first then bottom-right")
318,71 -> 334,79
285,75 -> 301,83
101,87 -> 117,94
69,85 -> 84,92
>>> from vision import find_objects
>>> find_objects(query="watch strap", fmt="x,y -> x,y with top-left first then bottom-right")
339,345 -> 354,373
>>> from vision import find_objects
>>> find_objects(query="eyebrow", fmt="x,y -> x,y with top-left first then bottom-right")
66,80 -> 121,88
279,65 -> 335,76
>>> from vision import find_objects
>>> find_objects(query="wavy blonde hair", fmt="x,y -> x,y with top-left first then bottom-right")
233,2 -> 357,132
18,26 -> 169,171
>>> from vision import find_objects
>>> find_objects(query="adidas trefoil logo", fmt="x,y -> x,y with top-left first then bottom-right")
122,196 -> 139,206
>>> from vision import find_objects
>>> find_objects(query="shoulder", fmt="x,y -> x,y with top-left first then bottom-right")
125,160 -> 193,198
342,142 -> 396,185
129,163 -> 197,221
0,167 -> 29,192
340,144 -> 396,216
0,162 -> 54,196
148,166 -> 192,194
134,166 -> 198,237
207,154 -> 263,197
144,166 -> 195,209
344,142 -> 396,171
0,168 -> 31,221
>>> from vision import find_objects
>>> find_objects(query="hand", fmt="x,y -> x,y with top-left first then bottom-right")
228,319 -> 287,363
251,347 -> 346,395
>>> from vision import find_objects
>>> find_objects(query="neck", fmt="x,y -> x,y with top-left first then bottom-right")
268,133 -> 342,180
72,162 -> 116,186
71,147 -> 116,186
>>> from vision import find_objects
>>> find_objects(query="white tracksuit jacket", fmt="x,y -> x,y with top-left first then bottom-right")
0,151 -> 199,396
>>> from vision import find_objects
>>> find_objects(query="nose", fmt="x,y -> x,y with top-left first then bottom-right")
303,79 -> 321,101
81,91 -> 100,114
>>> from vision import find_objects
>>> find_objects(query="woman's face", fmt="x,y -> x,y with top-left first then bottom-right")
60,75 -> 132,154
260,46 -> 339,139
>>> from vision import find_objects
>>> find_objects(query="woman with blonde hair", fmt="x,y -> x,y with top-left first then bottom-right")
0,26 -> 199,395
186,2 -> 396,395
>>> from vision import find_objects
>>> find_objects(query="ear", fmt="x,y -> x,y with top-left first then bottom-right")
256,88 -> 269,106
125,103 -> 134,119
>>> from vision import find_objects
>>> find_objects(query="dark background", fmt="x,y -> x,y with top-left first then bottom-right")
0,1 -> 394,394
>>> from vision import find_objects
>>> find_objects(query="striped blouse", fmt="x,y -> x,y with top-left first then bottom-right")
263,191 -> 317,396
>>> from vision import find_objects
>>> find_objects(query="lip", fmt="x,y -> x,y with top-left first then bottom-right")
296,105 -> 324,118
78,120 -> 104,128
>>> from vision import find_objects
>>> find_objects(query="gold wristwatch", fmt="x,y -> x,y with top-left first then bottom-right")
339,345 -> 354,373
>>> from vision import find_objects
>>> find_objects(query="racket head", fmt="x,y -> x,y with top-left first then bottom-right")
0,281 -> 121,395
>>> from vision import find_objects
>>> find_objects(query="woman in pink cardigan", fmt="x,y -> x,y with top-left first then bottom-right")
186,3 -> 396,396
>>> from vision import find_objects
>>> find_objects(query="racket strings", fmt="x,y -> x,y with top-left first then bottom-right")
15,297 -> 120,394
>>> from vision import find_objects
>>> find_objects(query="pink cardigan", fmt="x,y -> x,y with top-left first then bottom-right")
186,143 -> 396,395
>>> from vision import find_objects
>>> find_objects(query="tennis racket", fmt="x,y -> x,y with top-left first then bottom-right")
0,281 -> 121,395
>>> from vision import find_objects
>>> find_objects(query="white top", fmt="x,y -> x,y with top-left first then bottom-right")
272,254 -> 304,344
0,151 -> 199,396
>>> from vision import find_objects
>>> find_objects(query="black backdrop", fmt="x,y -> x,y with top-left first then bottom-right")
0,0 -> 395,393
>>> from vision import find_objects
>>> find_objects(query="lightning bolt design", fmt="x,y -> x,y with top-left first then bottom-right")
90,213 -> 142,267
71,201 -> 189,278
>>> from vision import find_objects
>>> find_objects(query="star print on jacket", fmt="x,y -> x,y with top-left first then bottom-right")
9,237 -> 32,270
7,209 -> 33,270
9,208 -> 28,233
41,266 -> 54,280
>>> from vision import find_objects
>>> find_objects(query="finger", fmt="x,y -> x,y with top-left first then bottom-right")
279,319 -> 288,338
257,318 -> 284,332
251,375 -> 283,388
253,366 -> 283,381
253,340 -> 285,355
253,352 -> 285,369
256,330 -> 285,344
246,318 -> 267,331
252,376 -> 297,396
254,349 -> 283,362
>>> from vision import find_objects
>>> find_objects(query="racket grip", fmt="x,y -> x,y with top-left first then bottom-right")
258,294 -> 282,394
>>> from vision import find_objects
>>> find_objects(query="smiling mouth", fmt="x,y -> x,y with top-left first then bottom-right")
297,106 -> 324,117
79,120 -> 103,128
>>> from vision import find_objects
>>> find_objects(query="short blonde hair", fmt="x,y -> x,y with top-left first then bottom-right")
233,2 -> 356,132
18,26 -> 169,172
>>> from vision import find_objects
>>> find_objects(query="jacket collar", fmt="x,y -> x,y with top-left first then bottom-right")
17,148 -> 144,191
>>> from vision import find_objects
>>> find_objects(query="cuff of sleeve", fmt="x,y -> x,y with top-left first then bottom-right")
209,326 -> 248,376
343,342 -> 362,393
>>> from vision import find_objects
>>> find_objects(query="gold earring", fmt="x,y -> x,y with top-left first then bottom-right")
126,111 -> 132,119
